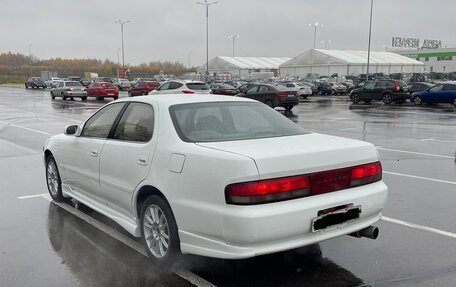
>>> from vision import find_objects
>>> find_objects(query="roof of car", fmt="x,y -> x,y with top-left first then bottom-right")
115,94 -> 255,107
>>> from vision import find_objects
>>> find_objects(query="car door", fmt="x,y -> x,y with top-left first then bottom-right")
359,81 -> 375,99
154,82 -> 171,94
243,85 -> 260,100
62,102 -> 126,201
99,102 -> 157,217
427,84 -> 444,103
86,83 -> 95,96
442,84 -> 456,103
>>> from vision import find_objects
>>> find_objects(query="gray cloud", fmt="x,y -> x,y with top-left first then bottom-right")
0,0 -> 454,66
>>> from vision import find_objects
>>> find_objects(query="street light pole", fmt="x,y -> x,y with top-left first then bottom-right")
197,0 -> 218,76
228,34 -> 239,56
117,48 -> 121,66
115,20 -> 130,68
366,0 -> 374,77
321,40 -> 331,49
309,22 -> 323,50
28,43 -> 32,77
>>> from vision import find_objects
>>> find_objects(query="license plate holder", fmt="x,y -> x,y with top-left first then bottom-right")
312,205 -> 361,232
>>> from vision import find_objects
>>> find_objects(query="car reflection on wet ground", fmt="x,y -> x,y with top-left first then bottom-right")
1,86 -> 456,286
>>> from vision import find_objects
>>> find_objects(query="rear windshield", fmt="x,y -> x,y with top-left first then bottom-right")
169,102 -> 307,142
101,83 -> 115,88
66,82 -> 82,87
186,83 -> 210,90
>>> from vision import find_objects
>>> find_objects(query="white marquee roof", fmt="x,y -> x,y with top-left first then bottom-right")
281,49 -> 424,67
199,56 -> 291,71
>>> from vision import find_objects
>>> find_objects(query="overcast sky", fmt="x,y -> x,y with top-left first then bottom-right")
1,0 -> 455,67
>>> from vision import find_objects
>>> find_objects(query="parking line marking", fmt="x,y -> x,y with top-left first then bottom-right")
377,147 -> 455,159
0,120 -> 51,136
383,171 -> 456,185
420,138 -> 456,143
17,194 -> 216,287
383,216 -> 456,239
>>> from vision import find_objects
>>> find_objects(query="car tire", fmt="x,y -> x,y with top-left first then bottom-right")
453,98 -> 456,107
141,92 -> 147,96
81,96 -> 87,101
394,99 -> 404,104
331,90 -> 336,95
45,155 -> 65,202
413,96 -> 422,105
351,93 -> 360,104
284,105 -> 293,111
96,94 -> 102,100
140,195 -> 180,265
382,94 -> 393,105
318,90 -> 323,95
113,96 -> 118,100
128,91 -> 132,97
265,99 -> 273,107
25,84 -> 28,89
61,93 -> 66,101
50,91 -> 55,100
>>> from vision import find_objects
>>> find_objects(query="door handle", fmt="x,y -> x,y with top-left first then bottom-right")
137,159 -> 148,166
90,151 -> 98,157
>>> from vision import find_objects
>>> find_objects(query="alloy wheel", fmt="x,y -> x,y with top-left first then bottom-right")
46,160 -> 59,196
143,204 -> 170,258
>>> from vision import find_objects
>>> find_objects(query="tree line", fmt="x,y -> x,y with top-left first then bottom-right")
0,52 -> 196,83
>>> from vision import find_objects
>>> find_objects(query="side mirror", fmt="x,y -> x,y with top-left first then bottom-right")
64,124 -> 81,136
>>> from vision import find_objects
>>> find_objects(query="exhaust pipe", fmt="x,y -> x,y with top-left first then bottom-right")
349,226 -> 379,240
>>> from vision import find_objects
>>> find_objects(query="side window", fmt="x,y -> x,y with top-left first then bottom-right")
443,85 -> 456,91
246,86 -> 258,94
138,82 -> 146,88
258,86 -> 269,93
113,103 -> 154,142
81,103 -> 125,138
169,82 -> 183,89
58,82 -> 64,88
159,82 -> 171,90
430,85 -> 444,92
363,81 -> 375,89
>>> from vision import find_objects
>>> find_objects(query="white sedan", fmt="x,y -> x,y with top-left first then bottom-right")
44,95 -> 388,264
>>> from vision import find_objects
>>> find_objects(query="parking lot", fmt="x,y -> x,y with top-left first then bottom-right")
1,86 -> 456,287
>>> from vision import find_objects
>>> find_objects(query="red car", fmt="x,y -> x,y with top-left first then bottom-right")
128,81 -> 160,97
86,82 -> 119,100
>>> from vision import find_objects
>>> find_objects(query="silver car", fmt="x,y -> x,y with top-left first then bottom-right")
150,80 -> 211,95
283,82 -> 313,99
50,81 -> 87,101
113,78 -> 131,90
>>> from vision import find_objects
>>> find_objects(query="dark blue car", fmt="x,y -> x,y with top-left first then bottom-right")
316,82 -> 332,95
411,82 -> 456,106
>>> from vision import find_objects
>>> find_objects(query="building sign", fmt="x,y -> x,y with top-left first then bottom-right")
392,37 -> 442,49
117,68 -> 127,79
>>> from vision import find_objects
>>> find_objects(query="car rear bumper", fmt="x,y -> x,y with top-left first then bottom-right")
179,180 -> 388,259
392,93 -> 410,100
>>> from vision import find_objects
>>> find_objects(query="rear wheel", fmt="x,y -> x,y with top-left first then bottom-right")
284,105 -> 293,111
128,91 -> 132,97
46,155 -> 64,202
351,93 -> 360,104
382,93 -> 393,105
113,96 -> 118,100
50,91 -> 55,100
331,90 -> 336,95
61,93 -> 66,101
265,99 -> 273,107
81,96 -> 87,101
413,96 -> 423,105
140,195 -> 180,265
25,84 -> 29,89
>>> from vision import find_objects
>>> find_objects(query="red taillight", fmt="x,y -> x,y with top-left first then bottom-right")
394,81 -> 400,91
350,162 -> 382,187
226,175 -> 310,205
277,92 -> 288,97
181,90 -> 195,94
66,88 -> 72,91
225,162 -> 382,205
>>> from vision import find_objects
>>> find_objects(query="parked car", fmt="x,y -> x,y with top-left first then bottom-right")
128,81 -> 160,97
408,82 -> 434,94
25,77 -> 46,89
299,81 -> 318,95
238,84 -> 299,110
350,80 -> 410,104
67,76 -> 81,82
50,81 -> 87,101
113,78 -> 132,90
44,77 -> 62,88
86,82 -> 119,100
282,82 -> 312,99
209,83 -> 238,95
238,82 -> 258,94
329,82 -> 348,95
223,81 -> 247,88
316,82 -> 332,95
150,80 -> 211,95
411,82 -> 456,106
131,78 -> 156,86
44,94 -> 387,264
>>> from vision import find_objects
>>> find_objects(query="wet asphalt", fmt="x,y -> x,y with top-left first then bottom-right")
0,86 -> 455,287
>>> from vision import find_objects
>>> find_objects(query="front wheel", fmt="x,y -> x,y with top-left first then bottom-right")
140,196 -> 180,265
46,155 -> 65,202
413,96 -> 423,105
383,94 -> 393,105
61,93 -> 66,101
351,93 -> 360,104
50,92 -> 55,99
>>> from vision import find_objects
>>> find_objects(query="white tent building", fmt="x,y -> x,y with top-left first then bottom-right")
197,56 -> 291,79
279,49 -> 425,77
